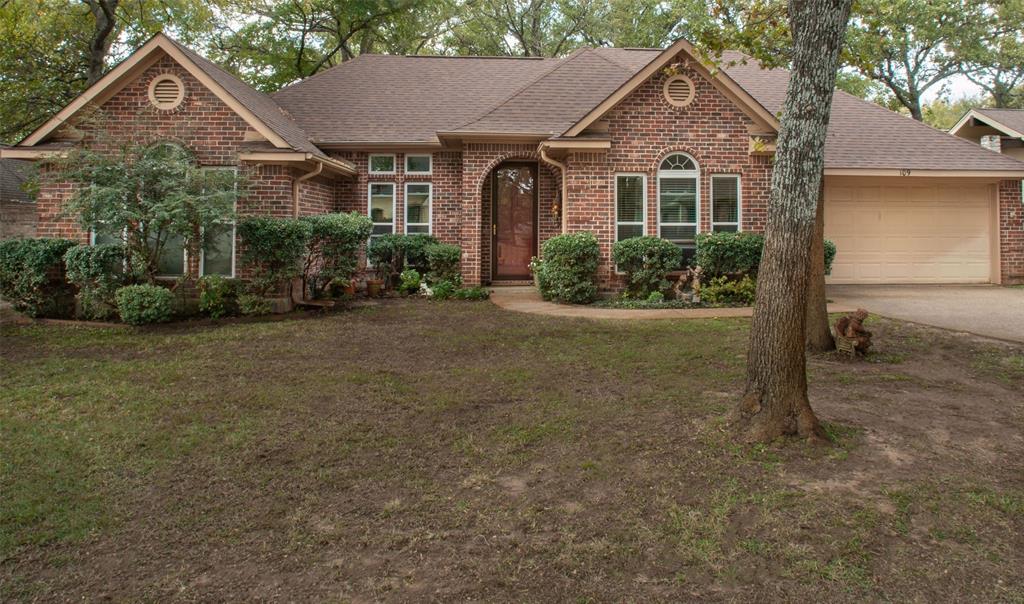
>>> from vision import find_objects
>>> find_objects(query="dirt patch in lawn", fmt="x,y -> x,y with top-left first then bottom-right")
2,300 -> 1022,602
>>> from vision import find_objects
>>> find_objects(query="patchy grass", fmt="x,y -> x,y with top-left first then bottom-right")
1,301 -> 1022,602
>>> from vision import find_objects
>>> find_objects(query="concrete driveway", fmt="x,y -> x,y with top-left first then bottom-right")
827,284 -> 1024,343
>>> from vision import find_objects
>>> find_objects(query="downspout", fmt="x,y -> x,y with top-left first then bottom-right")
539,145 -> 568,233
292,160 -> 324,218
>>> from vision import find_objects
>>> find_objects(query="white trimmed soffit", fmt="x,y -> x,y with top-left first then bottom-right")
950,109 -> 1024,140
19,33 -> 292,150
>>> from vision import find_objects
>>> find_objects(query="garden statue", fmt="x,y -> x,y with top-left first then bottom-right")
833,308 -> 873,355
673,266 -> 703,302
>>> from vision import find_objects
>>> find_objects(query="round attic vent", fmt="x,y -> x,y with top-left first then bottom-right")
663,75 -> 695,108
148,74 -> 185,110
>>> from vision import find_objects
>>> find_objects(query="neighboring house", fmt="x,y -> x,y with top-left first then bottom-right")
2,34 -> 1022,287
950,108 -> 1024,162
0,154 -> 37,240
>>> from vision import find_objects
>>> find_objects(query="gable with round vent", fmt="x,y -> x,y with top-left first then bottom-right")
148,74 -> 185,110
663,75 -> 696,108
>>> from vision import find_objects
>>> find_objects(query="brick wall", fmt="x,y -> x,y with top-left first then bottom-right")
999,179 -> 1023,284
565,53 -> 773,288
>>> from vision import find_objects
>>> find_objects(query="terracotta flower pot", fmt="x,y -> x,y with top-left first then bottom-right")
366,279 -> 383,298
343,280 -> 356,296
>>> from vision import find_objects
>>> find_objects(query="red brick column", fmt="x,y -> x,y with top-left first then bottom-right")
999,179 -> 1023,285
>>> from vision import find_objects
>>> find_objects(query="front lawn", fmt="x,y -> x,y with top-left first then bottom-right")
2,301 -> 1022,601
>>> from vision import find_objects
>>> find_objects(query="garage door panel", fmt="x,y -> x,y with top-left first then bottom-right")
824,184 -> 993,284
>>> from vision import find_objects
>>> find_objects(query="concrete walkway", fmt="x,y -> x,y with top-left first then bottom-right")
828,284 -> 1024,343
490,286 -> 855,320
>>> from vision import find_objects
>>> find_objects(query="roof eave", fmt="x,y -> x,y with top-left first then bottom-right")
824,167 -> 1024,178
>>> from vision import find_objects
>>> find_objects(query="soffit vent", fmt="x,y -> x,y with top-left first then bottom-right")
148,74 -> 185,110
663,75 -> 695,108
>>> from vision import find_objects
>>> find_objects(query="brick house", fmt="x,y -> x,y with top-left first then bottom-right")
3,34 -> 1023,287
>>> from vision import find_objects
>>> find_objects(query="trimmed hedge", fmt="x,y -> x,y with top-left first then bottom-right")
302,212 -> 373,297
538,232 -> 600,304
367,234 -> 440,276
611,236 -> 682,298
425,243 -> 462,285
115,284 -> 173,325
64,243 -> 128,320
702,275 -> 757,306
695,232 -> 837,277
237,217 -> 309,296
0,238 -> 77,317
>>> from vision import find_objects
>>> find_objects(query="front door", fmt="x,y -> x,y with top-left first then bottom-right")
492,162 -> 537,280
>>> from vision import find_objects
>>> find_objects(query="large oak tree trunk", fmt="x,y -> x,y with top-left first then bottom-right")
734,0 -> 852,443
805,175 -> 835,352
85,0 -> 120,86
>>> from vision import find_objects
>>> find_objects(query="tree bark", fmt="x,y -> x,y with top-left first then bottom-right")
734,0 -> 852,443
85,0 -> 120,86
805,174 -> 835,352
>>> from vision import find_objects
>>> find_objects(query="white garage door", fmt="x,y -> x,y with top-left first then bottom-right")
824,180 -> 995,284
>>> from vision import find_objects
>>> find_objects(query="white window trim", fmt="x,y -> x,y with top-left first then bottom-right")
368,182 -> 396,234
405,153 -> 432,175
710,174 -> 742,233
614,173 -> 647,241
199,166 -> 238,278
656,153 -> 700,247
154,232 -> 188,279
404,182 -> 432,235
368,153 -> 397,174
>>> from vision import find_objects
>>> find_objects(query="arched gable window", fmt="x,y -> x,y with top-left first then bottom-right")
657,153 -> 699,266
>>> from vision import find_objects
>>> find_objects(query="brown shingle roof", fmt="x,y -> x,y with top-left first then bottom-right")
973,108 -> 1024,137
165,38 -> 326,157
721,58 -> 1024,171
273,54 -> 561,144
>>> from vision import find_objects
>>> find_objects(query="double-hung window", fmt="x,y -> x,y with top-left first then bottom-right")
657,153 -> 699,266
405,182 -> 431,234
369,183 -> 395,243
615,174 -> 646,241
711,175 -> 741,232
200,166 -> 237,277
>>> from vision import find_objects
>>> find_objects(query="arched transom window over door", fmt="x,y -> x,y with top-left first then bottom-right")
657,153 -> 699,267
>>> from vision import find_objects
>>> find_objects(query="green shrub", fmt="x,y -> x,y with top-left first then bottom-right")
399,268 -> 421,294
238,293 -> 272,316
425,243 -> 462,285
647,291 -> 665,303
115,284 -> 173,325
538,232 -> 600,304
367,234 -> 440,281
694,232 -> 764,278
701,275 -> 757,306
237,217 -> 309,296
198,275 -> 242,319
611,236 -> 682,298
824,239 -> 837,275
301,212 -> 373,298
430,280 -> 457,300
0,238 -> 78,317
453,286 -> 490,300
695,232 -> 839,278
63,243 -> 128,320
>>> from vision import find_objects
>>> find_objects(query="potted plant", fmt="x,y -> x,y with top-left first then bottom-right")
365,267 -> 386,298
342,278 -> 356,297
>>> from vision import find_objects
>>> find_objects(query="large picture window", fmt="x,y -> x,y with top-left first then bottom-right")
657,153 -> 699,265
615,174 -> 646,241
405,182 -> 431,234
711,175 -> 740,232
369,183 -> 395,242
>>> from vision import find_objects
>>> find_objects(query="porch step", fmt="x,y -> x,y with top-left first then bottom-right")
490,280 -> 534,287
